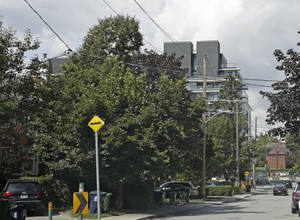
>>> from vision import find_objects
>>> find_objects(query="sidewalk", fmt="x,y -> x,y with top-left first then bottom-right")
27,188 -> 260,220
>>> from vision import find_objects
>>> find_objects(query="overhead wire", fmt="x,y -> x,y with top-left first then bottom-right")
24,0 -> 72,51
132,0 -> 191,57
23,0 -> 282,88
101,0 -> 162,53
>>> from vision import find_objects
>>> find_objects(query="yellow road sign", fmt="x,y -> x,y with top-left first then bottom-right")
88,115 -> 105,132
73,192 -> 88,214
245,171 -> 250,176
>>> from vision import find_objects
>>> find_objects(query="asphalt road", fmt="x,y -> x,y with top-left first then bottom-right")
156,185 -> 296,220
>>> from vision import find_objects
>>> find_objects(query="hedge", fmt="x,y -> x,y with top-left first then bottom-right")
205,186 -> 239,196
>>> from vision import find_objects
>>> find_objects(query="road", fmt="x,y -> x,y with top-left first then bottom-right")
156,185 -> 296,220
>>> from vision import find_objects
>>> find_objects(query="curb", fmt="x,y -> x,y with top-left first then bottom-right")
137,193 -> 256,220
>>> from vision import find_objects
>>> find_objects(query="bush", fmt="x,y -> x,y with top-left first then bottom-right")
206,186 -> 239,196
22,175 -> 72,208
123,182 -> 154,210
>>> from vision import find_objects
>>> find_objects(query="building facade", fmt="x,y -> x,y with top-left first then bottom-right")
164,40 -> 252,138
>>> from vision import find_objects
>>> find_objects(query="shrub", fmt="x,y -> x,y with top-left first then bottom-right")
22,175 -> 72,208
206,186 -> 239,196
123,182 -> 154,210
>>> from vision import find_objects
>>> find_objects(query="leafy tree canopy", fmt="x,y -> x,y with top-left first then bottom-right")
260,48 -> 300,136
78,15 -> 143,63
0,20 -> 45,178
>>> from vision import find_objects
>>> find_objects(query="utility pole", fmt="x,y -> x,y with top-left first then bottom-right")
253,117 -> 257,188
201,53 -> 207,199
235,102 -> 240,189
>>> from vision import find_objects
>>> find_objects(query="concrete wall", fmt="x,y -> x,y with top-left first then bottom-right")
196,40 -> 220,76
164,41 -> 193,75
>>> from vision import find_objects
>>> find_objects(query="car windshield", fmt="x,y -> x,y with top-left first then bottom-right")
276,184 -> 285,188
7,182 -> 40,192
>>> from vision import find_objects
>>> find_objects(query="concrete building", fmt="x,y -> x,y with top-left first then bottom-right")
164,40 -> 252,137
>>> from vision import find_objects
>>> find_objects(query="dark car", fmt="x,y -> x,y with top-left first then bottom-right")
273,184 -> 288,196
159,181 -> 199,198
292,181 -> 300,214
158,183 -> 190,202
283,180 -> 293,189
0,179 -> 45,215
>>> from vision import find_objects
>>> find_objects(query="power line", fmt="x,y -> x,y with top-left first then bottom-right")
101,0 -> 162,53
24,0 -> 72,51
244,78 -> 279,83
102,0 -> 119,15
246,83 -> 272,88
133,0 -> 191,57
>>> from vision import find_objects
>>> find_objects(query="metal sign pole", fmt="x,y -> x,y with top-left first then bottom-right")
95,131 -> 101,220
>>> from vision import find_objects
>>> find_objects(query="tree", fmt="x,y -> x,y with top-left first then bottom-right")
208,115 -> 236,181
31,15 -> 206,208
260,48 -> 300,136
130,49 -> 188,92
0,20 -> 45,181
208,74 -> 248,181
78,15 -> 143,63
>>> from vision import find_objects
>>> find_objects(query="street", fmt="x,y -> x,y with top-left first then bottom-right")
155,185 -> 296,220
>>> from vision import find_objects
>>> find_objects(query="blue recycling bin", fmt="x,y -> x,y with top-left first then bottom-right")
89,191 -> 108,214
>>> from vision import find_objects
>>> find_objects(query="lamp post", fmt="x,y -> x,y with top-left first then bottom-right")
207,99 -> 247,189
201,110 -> 233,199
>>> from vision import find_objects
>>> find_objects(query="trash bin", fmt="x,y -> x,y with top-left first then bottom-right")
103,193 -> 112,213
177,191 -> 190,203
246,185 -> 251,192
89,191 -> 111,214
153,191 -> 165,206
9,204 -> 27,220
0,199 -> 15,220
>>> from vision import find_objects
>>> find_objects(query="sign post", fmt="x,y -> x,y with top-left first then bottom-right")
88,116 -> 105,220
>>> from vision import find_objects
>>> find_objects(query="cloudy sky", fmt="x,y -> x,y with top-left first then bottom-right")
1,0 -> 299,135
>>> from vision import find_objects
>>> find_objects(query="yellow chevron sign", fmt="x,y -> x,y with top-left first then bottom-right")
73,192 -> 88,214
244,171 -> 250,176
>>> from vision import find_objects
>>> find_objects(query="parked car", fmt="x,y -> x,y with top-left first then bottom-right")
273,184 -> 288,196
292,181 -> 300,214
206,182 -> 222,186
159,181 -> 199,198
279,171 -> 289,177
0,179 -> 46,215
206,182 -> 216,186
283,180 -> 293,189
158,183 -> 190,202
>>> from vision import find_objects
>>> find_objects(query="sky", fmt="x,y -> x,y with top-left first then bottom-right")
1,0 -> 299,135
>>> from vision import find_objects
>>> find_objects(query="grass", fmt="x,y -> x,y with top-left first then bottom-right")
69,210 -> 126,218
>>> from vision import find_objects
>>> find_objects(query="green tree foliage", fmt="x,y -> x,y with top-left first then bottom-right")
130,49 -> 188,92
260,48 -> 300,136
79,15 -> 143,63
30,15 -> 205,207
0,20 -> 45,180
285,133 -> 300,168
208,115 -> 236,181
208,74 -> 248,180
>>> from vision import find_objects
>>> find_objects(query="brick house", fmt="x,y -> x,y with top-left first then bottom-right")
267,142 -> 289,169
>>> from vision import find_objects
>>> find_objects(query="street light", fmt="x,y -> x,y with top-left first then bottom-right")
200,110 -> 233,199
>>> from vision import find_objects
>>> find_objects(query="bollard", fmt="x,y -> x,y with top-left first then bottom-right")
78,183 -> 84,220
48,202 -> 52,220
